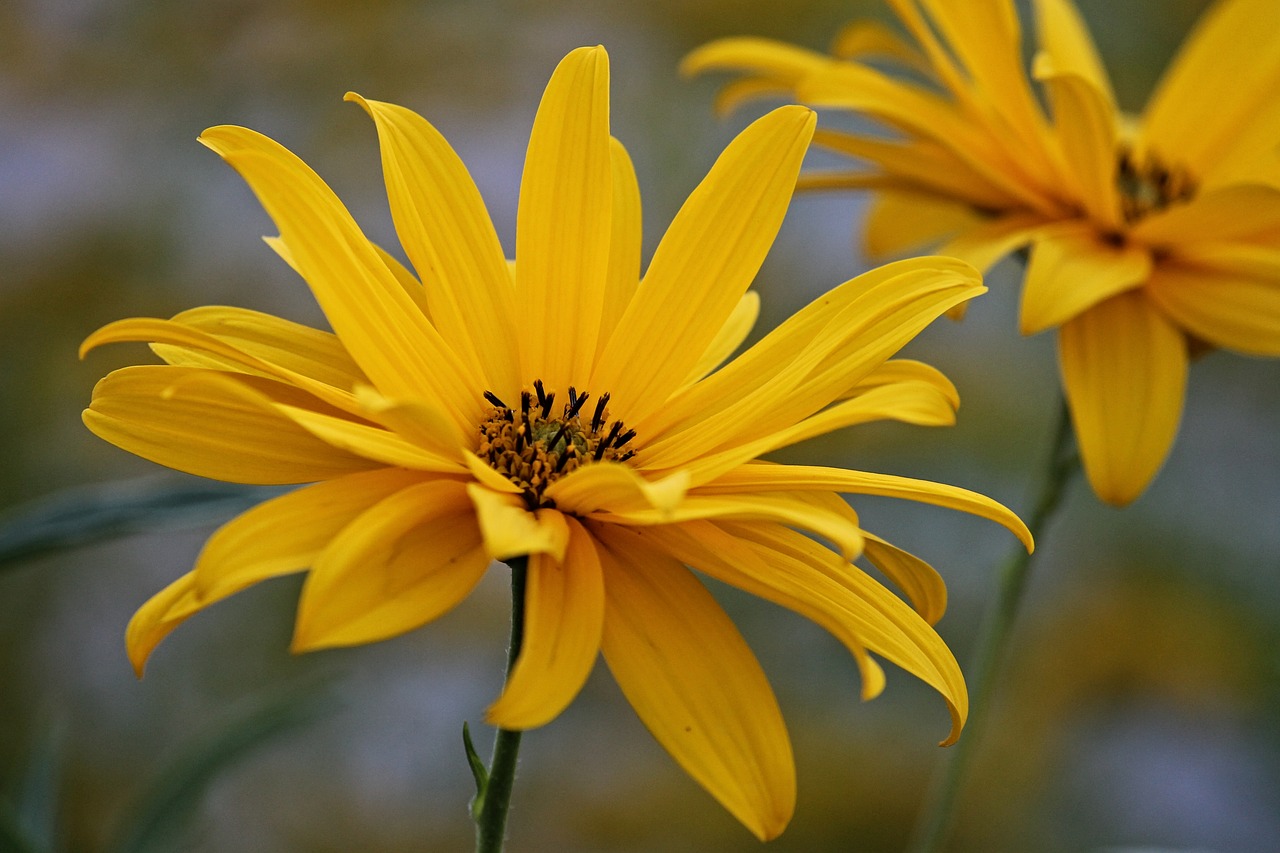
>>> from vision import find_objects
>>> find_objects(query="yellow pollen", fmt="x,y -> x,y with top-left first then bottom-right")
476,382 -> 636,509
1116,145 -> 1196,224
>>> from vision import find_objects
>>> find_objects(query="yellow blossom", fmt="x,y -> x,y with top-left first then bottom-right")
82,46 -> 1030,839
686,0 -> 1280,505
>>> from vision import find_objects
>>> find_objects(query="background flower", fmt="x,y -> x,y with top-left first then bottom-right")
4,1 -> 1280,851
686,0 -> 1280,506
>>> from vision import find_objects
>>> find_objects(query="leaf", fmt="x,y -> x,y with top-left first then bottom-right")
462,722 -> 489,821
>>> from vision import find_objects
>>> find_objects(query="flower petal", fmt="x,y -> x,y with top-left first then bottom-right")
861,532 -> 947,626
1020,228 -> 1151,334
292,479 -> 490,650
126,572 -> 201,677
1147,253 -> 1280,356
683,291 -> 759,387
593,525 -> 795,841
592,105 -> 816,425
544,463 -> 690,517
1059,291 -> 1188,505
1132,184 -> 1280,247
466,484 -> 571,562
937,213 -> 1050,273
347,94 -> 520,399
1141,0 -> 1280,180
694,462 -> 1033,552
486,518 -> 604,729
598,137 -> 642,359
515,45 -> 613,391
680,36 -> 830,86
198,126 -> 482,432
863,190 -> 982,261
84,366 -> 378,484
1031,0 -> 1115,108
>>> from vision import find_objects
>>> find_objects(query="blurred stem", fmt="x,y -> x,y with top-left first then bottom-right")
474,556 -> 528,853
907,399 -> 1079,853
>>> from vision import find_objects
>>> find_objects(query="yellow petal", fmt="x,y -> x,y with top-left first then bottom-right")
861,532 -> 947,626
602,492 -> 864,561
592,105 -> 815,425
683,291 -> 759,386
598,137 -> 642,359
1141,0 -> 1280,179
680,36 -> 830,85
831,19 -> 928,71
640,259 -> 982,470
347,94 -> 520,400
351,384 -> 466,460
863,191 -> 982,261
1147,255 -> 1280,356
486,518 -> 604,729
1059,291 -> 1188,505
1031,0 -> 1115,108
191,469 -> 427,602
544,463 -> 689,517
1020,228 -> 1151,334
126,571 -> 201,677
844,358 -> 959,406
594,525 -> 795,841
1132,184 -> 1280,247
198,126 -> 482,432
84,366 -> 378,484
293,480 -> 489,650
937,212 -> 1050,273
466,484 -> 571,562
515,45 -> 613,391
1032,55 -> 1121,228
274,402 -> 464,473
266,234 -> 433,321
695,462 -> 1034,552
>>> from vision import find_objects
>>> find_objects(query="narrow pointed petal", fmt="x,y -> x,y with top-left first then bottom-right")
126,572 -> 201,676
266,235 -> 433,322
466,484 -> 571,562
863,191 -> 981,260
486,518 -> 604,729
293,480 -> 489,650
84,366 -> 378,484
1059,292 -> 1188,505
347,94 -> 520,399
544,463 -> 689,517
683,291 -> 759,386
592,106 -> 816,424
861,532 -> 947,625
516,46 -> 612,390
937,213 -> 1049,273
831,19 -> 928,70
695,462 -> 1033,552
594,526 -> 795,841
1032,0 -> 1116,107
1032,57 -> 1121,229
680,36 -> 830,85
598,137 -> 642,357
198,126 -> 482,432
1141,0 -> 1280,177
351,385 -> 466,459
191,469 -> 426,600
1147,252 -> 1280,355
1020,229 -> 1151,334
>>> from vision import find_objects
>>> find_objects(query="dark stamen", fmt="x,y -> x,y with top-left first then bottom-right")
520,391 -> 532,422
599,420 -> 623,450
483,390 -> 507,409
591,393 -> 610,432
614,428 -> 637,448
618,450 -> 635,462
553,446 -> 576,473
547,422 -> 571,453
533,380 -> 547,408
565,388 -> 590,420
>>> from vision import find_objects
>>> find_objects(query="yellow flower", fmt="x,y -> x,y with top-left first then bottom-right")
686,0 -> 1280,506
82,46 -> 1029,839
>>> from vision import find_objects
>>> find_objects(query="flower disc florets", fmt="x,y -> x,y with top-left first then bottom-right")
477,380 -> 636,509
1116,145 -> 1196,224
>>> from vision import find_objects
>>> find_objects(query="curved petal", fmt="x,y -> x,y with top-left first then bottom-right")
680,36 -> 830,86
1147,251 -> 1280,355
1031,0 -> 1115,108
861,532 -> 947,626
83,366 -> 379,484
937,213 -> 1050,273
466,484 -> 571,562
486,518 -> 604,729
198,126 -> 482,433
1141,0 -> 1280,179
544,463 -> 689,517
292,480 -> 490,650
190,469 -> 427,601
694,462 -> 1033,552
347,94 -> 519,399
1020,228 -> 1151,334
126,572 -> 201,676
598,137 -> 642,359
683,291 -> 759,386
515,45 -> 613,391
1132,184 -> 1280,247
266,235 -> 434,323
863,190 -> 982,261
593,524 -> 795,841
591,105 -> 816,425
1059,291 -> 1188,505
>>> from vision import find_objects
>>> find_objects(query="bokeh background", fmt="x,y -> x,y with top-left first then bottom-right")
3,0 -> 1279,850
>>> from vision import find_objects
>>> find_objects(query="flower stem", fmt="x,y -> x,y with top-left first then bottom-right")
474,556 -> 528,853
906,399 -> 1079,853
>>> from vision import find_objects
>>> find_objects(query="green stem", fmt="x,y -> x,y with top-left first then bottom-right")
906,399 -> 1079,853
475,556 -> 528,853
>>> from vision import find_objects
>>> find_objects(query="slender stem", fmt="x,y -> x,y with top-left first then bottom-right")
907,399 -> 1079,853
475,556 -> 528,853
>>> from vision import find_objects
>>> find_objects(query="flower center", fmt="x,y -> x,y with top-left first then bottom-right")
1116,145 -> 1196,224
477,381 -> 636,509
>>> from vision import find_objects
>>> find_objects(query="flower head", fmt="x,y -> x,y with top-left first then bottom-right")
686,0 -> 1280,505
82,46 -> 1029,838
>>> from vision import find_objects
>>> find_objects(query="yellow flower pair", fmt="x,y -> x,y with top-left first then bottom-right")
82,0 -> 1278,839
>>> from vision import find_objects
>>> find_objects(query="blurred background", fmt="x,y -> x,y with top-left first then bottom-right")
3,0 -> 1279,850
